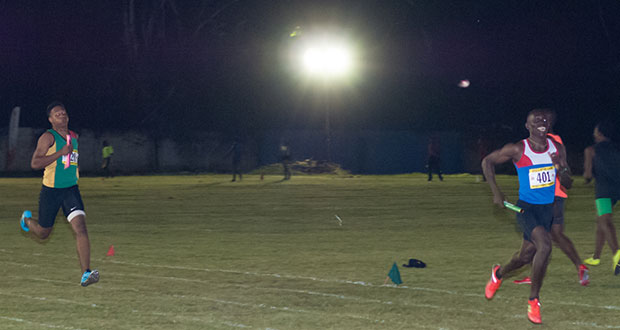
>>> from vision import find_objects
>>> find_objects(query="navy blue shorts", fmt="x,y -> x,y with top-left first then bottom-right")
552,197 -> 565,226
38,185 -> 85,228
516,200 -> 553,242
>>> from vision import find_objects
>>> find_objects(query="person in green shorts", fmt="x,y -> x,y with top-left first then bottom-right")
583,121 -> 620,275
20,101 -> 99,286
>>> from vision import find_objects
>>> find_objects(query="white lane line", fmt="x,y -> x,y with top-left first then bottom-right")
173,294 -> 384,323
0,315 -> 89,330
0,291 -> 277,330
4,254 -> 620,329
97,259 -> 620,312
4,272 -> 443,329
0,292 -> 99,308
569,322 -> 620,329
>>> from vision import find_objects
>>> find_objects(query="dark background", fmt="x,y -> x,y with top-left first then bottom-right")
2,0 -> 619,155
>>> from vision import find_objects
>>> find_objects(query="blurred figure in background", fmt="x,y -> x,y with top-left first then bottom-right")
280,140 -> 292,180
226,136 -> 243,182
427,134 -> 443,181
102,140 -> 114,178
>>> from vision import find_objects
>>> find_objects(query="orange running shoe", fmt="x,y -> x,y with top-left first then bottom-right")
527,298 -> 542,324
579,264 -> 590,286
485,265 -> 502,300
513,276 -> 531,285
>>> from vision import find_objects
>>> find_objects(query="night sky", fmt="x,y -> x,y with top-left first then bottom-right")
2,0 -> 619,151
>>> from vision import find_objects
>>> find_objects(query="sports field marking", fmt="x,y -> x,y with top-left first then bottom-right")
4,254 -> 620,329
241,286 -> 485,315
0,290 -> 278,330
98,258 -> 620,312
5,254 -> 620,313
0,315 -> 89,330
569,322 -> 620,329
3,271 -> 448,329
172,294 -> 386,324
0,291 -> 99,308
108,272 -> 620,329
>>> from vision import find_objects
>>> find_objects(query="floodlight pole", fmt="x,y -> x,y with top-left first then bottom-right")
325,91 -> 332,162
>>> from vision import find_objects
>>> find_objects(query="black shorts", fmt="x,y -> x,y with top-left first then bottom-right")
38,185 -> 85,228
516,200 -> 553,242
552,197 -> 565,226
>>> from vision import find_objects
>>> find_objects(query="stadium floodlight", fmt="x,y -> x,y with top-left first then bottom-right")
302,45 -> 352,78
291,31 -> 357,161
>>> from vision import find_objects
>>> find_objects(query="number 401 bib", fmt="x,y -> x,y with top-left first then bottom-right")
514,138 -> 558,204
528,166 -> 556,189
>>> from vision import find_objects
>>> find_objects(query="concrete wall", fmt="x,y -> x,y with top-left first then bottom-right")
1,128 -> 467,175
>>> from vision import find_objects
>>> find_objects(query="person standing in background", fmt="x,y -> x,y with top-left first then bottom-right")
102,140 -> 114,178
280,141 -> 292,180
427,134 -> 443,181
226,136 -> 243,182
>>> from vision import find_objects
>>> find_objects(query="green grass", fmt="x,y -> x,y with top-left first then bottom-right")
1,174 -> 619,330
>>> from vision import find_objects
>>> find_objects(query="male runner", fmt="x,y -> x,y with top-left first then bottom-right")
482,109 -> 572,324
20,101 -> 99,286
514,109 -> 589,286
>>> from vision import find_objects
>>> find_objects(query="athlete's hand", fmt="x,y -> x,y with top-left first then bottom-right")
60,143 -> 72,156
493,192 -> 506,207
549,152 -> 561,166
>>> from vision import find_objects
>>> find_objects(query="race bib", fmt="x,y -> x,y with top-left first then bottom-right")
62,150 -> 79,166
528,166 -> 555,189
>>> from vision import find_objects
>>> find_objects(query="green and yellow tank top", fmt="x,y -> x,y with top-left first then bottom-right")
43,129 -> 79,188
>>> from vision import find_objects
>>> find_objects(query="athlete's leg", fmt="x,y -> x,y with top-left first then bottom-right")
497,240 -> 536,278
550,223 -> 581,269
69,214 -> 91,273
23,216 -> 53,239
550,198 -> 582,268
25,186 -> 61,239
529,226 -> 552,300
426,159 -> 433,181
598,213 -> 619,252
593,219 -> 606,259
437,162 -> 443,181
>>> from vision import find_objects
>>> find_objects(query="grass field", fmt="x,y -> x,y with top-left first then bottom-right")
1,174 -> 619,330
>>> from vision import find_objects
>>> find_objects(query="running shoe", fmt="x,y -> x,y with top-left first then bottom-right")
81,270 -> 100,287
513,276 -> 531,284
20,210 -> 32,232
584,256 -> 600,266
613,250 -> 620,276
578,264 -> 590,286
527,298 -> 542,324
485,265 -> 502,300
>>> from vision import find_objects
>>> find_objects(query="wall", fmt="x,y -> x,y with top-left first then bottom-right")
1,128 -> 465,175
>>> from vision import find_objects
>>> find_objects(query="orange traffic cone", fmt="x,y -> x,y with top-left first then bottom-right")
106,245 -> 115,256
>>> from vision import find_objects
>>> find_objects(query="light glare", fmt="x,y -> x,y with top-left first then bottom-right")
302,44 -> 352,78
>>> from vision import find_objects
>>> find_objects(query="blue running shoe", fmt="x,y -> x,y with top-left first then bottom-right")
81,269 -> 100,287
20,210 -> 32,232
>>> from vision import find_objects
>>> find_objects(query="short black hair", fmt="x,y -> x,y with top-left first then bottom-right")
46,101 -> 65,117
596,120 -> 615,140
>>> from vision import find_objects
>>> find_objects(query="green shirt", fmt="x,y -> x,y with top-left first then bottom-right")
43,129 -> 79,188
102,145 -> 114,159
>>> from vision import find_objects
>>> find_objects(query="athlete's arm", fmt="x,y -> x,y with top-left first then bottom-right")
583,146 -> 595,184
550,140 -> 573,189
482,142 -> 522,207
31,132 -> 72,170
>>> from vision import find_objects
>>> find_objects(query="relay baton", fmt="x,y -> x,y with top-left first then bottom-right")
503,201 -> 524,214
64,135 -> 71,169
